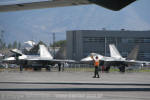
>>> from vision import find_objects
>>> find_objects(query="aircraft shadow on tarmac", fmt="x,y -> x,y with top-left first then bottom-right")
0,82 -> 150,86
0,82 -> 150,91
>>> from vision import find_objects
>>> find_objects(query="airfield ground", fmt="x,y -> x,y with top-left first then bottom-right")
0,71 -> 150,100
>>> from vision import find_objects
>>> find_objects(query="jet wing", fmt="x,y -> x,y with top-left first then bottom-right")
23,57 -> 76,63
125,60 -> 150,65
0,0 -> 90,12
103,60 -> 150,67
48,59 -> 76,63
0,0 -> 136,12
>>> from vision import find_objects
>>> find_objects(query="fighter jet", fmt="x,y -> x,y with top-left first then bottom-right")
3,44 -> 75,71
81,44 -> 148,72
0,0 -> 136,12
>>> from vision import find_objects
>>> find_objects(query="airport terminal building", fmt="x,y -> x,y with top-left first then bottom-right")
66,30 -> 150,61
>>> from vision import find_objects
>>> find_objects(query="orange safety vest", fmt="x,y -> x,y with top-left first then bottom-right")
94,59 -> 100,67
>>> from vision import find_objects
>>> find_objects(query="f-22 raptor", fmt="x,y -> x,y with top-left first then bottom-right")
81,44 -> 150,72
3,44 -> 75,71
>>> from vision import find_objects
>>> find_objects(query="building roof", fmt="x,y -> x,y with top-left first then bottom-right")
67,30 -> 150,37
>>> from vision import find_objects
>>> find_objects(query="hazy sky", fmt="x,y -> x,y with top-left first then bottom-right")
0,0 -> 150,44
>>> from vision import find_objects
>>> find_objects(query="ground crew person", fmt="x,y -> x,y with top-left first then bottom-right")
91,55 -> 100,78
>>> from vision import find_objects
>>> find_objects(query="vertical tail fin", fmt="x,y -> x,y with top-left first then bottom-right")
109,44 -> 123,58
39,45 -> 53,59
127,45 -> 139,60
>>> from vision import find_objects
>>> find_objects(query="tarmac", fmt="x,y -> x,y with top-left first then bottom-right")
0,71 -> 150,100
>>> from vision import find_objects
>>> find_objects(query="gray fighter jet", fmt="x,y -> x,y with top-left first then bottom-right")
3,44 -> 75,71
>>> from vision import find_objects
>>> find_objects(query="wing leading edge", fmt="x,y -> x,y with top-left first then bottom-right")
0,0 -> 90,12
0,0 -> 136,12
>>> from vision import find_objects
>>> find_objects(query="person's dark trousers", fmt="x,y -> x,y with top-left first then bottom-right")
94,66 -> 99,78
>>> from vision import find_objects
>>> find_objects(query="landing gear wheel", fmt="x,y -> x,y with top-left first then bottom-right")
46,66 -> 51,71
119,66 -> 125,73
105,66 -> 110,73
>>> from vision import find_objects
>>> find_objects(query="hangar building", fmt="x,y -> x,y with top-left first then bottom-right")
66,30 -> 150,61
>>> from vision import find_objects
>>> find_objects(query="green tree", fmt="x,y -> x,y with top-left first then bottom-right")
8,43 -> 12,49
12,41 -> 18,48
2,43 -> 6,49
0,30 -> 5,50
51,40 -> 66,47
18,42 -> 21,49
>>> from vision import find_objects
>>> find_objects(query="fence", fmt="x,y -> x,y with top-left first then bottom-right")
1,63 -> 150,72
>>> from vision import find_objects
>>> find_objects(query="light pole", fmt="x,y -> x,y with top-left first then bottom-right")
53,33 -> 56,58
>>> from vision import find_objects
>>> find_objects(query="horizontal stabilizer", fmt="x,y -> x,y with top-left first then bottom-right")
10,49 -> 23,56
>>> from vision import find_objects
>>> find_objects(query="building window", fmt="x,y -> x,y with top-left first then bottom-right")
122,38 -> 128,43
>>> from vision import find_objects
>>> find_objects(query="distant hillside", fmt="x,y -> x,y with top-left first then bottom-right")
0,1 -> 150,44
